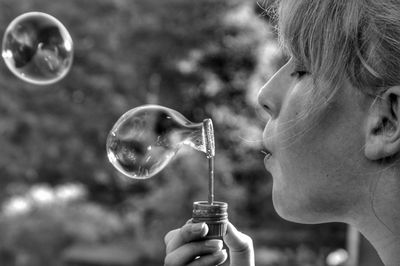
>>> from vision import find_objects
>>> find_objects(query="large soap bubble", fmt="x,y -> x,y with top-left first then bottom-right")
106,105 -> 215,180
107,105 -> 225,234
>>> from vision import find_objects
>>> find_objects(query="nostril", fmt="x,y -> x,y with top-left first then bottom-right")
255,106 -> 271,123
257,87 -> 277,119
260,103 -> 275,120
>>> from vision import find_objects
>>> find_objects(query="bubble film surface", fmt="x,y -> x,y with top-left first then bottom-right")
106,105 -> 213,179
2,12 -> 73,85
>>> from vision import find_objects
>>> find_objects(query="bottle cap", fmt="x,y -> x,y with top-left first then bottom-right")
192,201 -> 228,239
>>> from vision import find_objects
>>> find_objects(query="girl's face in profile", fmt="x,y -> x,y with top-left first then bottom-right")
258,58 -> 373,224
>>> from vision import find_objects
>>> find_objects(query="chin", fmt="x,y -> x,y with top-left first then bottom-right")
272,192 -> 314,224
272,187 -> 338,225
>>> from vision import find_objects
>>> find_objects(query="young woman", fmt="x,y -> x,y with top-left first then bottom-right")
164,0 -> 400,265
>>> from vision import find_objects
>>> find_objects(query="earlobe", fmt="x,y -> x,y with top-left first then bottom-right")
364,86 -> 400,161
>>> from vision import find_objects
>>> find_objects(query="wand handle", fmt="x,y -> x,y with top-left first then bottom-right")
208,157 -> 214,205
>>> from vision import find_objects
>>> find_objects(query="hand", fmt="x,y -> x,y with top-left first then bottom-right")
164,221 -> 227,266
223,222 -> 255,266
164,221 -> 254,266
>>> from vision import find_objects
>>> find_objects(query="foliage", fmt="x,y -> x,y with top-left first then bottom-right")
0,0 -> 346,265
0,201 -> 132,266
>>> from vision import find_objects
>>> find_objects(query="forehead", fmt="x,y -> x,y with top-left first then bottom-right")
277,0 -> 313,55
277,0 -> 400,94
277,0 -> 355,87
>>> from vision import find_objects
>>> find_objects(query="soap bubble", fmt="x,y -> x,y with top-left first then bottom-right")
106,105 -> 214,179
2,12 -> 73,85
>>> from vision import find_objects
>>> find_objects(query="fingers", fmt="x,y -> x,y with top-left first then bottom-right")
223,222 -> 255,266
164,239 -> 225,266
164,228 -> 179,246
163,219 -> 193,244
223,222 -> 253,252
164,222 -> 209,253
187,249 -> 228,266
164,221 -> 254,266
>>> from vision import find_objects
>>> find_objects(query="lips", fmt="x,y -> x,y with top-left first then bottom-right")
262,125 -> 274,163
262,149 -> 272,160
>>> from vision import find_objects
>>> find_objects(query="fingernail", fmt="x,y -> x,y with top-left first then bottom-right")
191,222 -> 205,233
221,249 -> 227,256
205,239 -> 223,249
215,249 -> 228,265
215,249 -> 227,258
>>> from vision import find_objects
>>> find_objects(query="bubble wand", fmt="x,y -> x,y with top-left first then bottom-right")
106,105 -> 228,238
203,118 -> 215,205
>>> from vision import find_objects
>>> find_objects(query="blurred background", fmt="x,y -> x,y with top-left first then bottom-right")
0,0 -> 358,265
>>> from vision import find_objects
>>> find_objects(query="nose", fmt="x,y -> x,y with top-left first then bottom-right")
257,63 -> 289,119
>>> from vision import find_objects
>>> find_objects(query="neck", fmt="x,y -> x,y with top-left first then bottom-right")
356,217 -> 400,266
352,171 -> 400,266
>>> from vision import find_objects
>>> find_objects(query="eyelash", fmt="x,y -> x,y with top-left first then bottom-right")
289,58 -> 310,79
290,70 -> 309,79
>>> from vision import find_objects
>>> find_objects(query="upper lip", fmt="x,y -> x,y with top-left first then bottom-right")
263,148 -> 272,156
263,149 -> 272,166
262,125 -> 274,156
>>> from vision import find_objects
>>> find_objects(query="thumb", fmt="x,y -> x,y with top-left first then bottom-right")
223,222 -> 255,266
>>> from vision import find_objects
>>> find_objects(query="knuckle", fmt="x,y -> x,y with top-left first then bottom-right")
244,235 -> 254,246
187,258 -> 203,266
187,242 -> 200,254
179,224 -> 193,241
188,254 -> 224,266
184,242 -> 207,260
163,254 -> 174,266
235,234 -> 253,253
163,233 -> 170,245
164,229 -> 178,245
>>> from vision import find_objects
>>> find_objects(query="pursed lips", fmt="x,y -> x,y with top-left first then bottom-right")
262,147 -> 273,165
262,125 -> 275,165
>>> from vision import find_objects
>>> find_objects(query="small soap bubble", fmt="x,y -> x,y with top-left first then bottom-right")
2,12 -> 73,85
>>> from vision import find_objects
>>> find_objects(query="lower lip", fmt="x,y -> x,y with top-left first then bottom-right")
264,153 -> 272,165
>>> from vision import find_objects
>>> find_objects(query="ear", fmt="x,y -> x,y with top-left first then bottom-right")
365,86 -> 400,160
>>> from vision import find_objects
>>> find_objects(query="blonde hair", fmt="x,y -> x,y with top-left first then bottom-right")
276,0 -> 400,95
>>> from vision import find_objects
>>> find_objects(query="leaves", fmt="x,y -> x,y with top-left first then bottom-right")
0,0 -> 345,265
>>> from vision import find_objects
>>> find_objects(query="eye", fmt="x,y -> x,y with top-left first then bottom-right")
290,58 -> 310,79
290,70 -> 309,79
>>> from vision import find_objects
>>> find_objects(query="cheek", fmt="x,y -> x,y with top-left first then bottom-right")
277,84 -> 363,179
275,83 -> 319,150
272,89 -> 366,222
